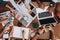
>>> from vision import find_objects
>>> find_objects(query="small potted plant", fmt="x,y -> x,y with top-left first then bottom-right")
32,22 -> 39,28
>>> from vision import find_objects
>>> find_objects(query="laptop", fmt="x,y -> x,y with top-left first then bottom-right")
37,12 -> 56,26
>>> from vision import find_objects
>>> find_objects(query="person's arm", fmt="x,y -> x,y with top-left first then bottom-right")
43,25 -> 48,32
9,0 -> 22,13
47,26 -> 57,40
0,0 -> 16,16
6,5 -> 14,11
32,34 -> 38,40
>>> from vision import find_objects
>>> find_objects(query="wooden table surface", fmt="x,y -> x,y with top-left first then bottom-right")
0,14 -> 60,39
0,2 -> 60,39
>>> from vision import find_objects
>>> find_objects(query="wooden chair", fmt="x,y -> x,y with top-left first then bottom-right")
9,26 -> 30,40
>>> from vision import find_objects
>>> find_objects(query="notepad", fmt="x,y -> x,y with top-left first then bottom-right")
12,26 -> 30,39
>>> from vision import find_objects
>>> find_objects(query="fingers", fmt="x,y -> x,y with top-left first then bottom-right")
43,25 -> 48,32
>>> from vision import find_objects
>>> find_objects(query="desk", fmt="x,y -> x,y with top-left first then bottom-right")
0,2 -> 60,39
0,16 -> 60,39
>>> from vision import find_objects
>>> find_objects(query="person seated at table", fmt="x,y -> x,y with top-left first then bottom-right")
27,0 -> 40,15
0,0 -> 16,36
32,25 -> 54,40
48,2 -> 55,14
55,2 -> 60,23
36,0 -> 54,14
32,27 -> 45,40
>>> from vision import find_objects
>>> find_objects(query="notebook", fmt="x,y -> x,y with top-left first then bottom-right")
12,26 -> 30,39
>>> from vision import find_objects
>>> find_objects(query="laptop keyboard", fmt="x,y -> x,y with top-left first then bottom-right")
38,12 -> 52,18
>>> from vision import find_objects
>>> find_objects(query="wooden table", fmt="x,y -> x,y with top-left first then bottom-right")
0,15 -> 60,39
0,2 -> 60,39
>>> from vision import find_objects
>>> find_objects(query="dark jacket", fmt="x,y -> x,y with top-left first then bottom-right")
0,0 -> 7,6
